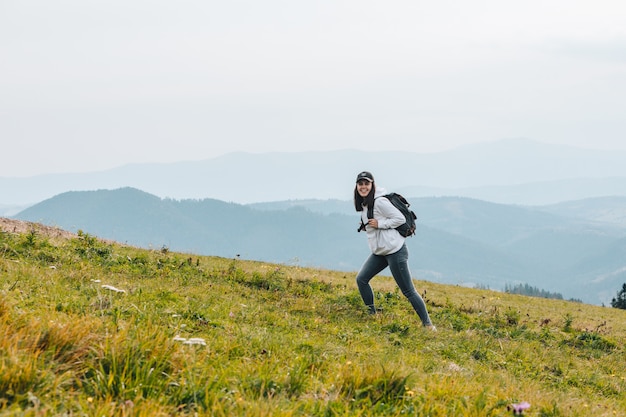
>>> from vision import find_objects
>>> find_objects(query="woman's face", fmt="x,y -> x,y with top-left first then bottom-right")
356,180 -> 373,198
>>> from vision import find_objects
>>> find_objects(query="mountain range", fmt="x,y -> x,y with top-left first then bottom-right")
2,138 -> 626,209
13,187 -> 626,306
6,138 -> 626,305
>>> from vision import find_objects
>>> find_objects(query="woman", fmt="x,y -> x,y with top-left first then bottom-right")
354,171 -> 435,330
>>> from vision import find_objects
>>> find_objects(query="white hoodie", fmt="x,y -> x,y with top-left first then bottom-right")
360,187 -> 406,255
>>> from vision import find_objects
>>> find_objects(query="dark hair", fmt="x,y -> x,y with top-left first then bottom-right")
354,182 -> 376,212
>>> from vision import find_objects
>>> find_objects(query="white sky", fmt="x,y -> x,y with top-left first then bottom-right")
2,0 -> 626,177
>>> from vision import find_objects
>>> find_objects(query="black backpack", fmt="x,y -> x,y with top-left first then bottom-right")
359,193 -> 417,237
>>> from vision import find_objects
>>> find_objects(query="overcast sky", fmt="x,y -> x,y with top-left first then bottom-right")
2,0 -> 626,177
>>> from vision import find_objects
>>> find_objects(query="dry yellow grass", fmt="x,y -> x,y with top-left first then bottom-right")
1,220 -> 625,416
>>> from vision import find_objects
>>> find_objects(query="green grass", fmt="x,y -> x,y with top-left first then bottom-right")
1,228 -> 625,416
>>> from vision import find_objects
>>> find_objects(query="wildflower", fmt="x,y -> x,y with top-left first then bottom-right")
102,284 -> 125,293
27,392 -> 40,408
448,363 -> 463,372
510,401 -> 531,415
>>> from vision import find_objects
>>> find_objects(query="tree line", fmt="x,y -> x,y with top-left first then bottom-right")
504,283 -> 564,300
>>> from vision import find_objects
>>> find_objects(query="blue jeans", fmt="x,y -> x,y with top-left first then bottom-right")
356,244 -> 432,326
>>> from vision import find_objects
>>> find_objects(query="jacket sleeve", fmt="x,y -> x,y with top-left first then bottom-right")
375,197 -> 405,229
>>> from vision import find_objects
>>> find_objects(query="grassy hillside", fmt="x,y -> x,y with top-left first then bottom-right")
1,221 -> 625,416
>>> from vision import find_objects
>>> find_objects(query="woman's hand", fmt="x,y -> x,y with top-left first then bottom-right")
368,219 -> 379,228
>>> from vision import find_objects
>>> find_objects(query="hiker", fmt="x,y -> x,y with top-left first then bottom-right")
353,171 -> 436,330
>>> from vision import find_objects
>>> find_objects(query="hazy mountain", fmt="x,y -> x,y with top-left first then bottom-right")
14,187 -> 626,305
3,138 -> 626,206
250,199 -> 354,216
0,204 -> 29,217
535,196 -> 626,226
397,177 -> 626,206
251,196 -> 626,239
14,188 -> 363,269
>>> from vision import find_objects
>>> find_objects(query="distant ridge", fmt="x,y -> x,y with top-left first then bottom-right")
397,177 -> 626,206
2,138 -> 626,206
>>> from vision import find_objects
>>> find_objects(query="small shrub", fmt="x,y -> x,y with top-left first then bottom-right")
435,306 -> 472,331
242,377 -> 282,399
339,369 -> 410,406
505,308 -> 520,326
567,332 -> 616,352
471,349 -> 488,361
82,330 -> 176,400
228,267 -> 289,292
382,322 -> 411,336
563,313 -> 574,333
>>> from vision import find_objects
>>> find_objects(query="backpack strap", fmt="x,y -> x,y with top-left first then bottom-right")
367,201 -> 374,219
358,198 -> 377,232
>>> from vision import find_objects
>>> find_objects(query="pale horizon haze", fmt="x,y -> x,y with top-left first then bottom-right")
2,1 -> 626,177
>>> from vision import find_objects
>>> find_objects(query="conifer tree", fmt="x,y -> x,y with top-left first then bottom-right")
610,283 -> 626,309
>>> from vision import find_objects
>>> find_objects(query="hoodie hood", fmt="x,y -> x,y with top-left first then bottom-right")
374,187 -> 387,199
